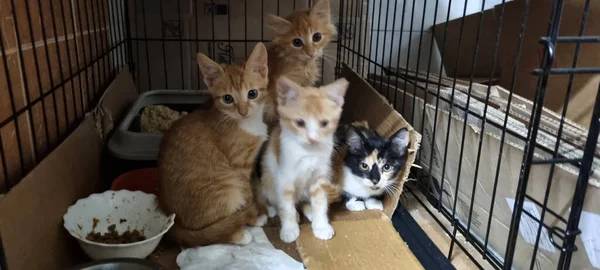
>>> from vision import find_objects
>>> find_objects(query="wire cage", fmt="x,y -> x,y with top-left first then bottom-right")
0,0 -> 599,269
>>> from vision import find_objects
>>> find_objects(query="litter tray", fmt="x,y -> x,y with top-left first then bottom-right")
108,90 -> 212,161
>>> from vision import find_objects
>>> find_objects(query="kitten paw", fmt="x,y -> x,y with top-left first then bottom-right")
346,200 -> 366,211
280,225 -> 300,243
302,204 -> 313,222
253,214 -> 268,227
312,223 -> 335,240
267,205 -> 278,218
365,199 -> 384,210
232,229 -> 253,246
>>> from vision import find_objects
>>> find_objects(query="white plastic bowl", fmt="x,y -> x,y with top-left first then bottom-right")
63,190 -> 175,260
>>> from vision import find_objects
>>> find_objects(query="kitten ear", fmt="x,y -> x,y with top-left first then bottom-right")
345,126 -> 364,152
197,53 -> 223,88
267,14 -> 292,35
246,43 -> 268,79
322,78 -> 349,106
389,128 -> 410,153
310,0 -> 331,23
276,77 -> 299,106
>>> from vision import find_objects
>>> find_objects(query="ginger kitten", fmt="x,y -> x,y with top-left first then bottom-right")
259,76 -> 349,243
158,43 -> 269,247
263,0 -> 337,127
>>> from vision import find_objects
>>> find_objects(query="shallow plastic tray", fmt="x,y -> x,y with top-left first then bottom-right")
107,90 -> 211,161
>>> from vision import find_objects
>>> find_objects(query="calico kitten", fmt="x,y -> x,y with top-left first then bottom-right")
337,124 -> 410,211
259,76 -> 348,243
158,43 -> 269,247
263,0 -> 337,127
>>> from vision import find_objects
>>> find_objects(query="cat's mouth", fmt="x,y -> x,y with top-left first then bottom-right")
370,186 -> 380,191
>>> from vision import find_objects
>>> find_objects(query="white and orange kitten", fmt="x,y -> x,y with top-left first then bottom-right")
259,76 -> 349,243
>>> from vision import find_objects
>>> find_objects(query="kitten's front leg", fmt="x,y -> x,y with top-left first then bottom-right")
309,179 -> 335,240
365,198 -> 384,210
266,204 -> 278,218
278,185 -> 300,243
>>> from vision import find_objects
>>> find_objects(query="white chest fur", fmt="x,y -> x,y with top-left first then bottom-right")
267,129 -> 334,198
239,109 -> 268,140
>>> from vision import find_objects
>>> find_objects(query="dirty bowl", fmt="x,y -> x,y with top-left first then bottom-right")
63,190 -> 175,260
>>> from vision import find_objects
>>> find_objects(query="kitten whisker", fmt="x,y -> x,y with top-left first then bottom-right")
385,185 -> 402,198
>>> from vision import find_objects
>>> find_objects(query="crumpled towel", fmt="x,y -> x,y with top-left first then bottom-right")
176,227 -> 305,270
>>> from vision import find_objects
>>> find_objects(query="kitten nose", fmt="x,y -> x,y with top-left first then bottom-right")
307,50 -> 315,57
238,106 -> 249,116
370,168 -> 381,184
308,138 -> 318,144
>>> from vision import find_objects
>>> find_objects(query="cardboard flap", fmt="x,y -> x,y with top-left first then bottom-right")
296,218 -> 423,270
92,67 -> 139,141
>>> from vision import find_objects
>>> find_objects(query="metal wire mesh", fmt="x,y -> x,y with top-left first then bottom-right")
335,0 -> 599,269
1,0 -> 599,269
0,0 -> 129,193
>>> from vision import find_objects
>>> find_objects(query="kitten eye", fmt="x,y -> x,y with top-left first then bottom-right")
383,164 -> 392,172
312,32 -> 322,42
292,38 -> 304,47
360,163 -> 369,171
320,120 -> 329,127
248,89 -> 258,99
295,119 -> 305,127
222,94 -> 234,104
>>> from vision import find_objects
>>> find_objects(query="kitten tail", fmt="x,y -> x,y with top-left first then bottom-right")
169,202 -> 259,247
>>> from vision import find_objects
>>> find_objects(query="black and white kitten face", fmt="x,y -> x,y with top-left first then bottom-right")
339,125 -> 410,210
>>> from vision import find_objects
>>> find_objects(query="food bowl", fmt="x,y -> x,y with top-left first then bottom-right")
63,190 -> 175,260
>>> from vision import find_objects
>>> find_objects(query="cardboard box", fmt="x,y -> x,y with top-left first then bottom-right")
127,0 -> 370,91
0,65 -> 424,269
433,0 -> 600,128
368,72 -> 600,269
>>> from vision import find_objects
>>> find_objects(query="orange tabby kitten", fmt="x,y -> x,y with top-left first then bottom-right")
259,76 -> 348,243
263,0 -> 337,127
158,43 -> 269,247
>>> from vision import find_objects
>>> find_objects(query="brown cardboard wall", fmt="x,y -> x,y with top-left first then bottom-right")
0,0 -> 119,191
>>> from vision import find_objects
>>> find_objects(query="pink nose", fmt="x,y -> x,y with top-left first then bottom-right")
308,138 -> 318,144
307,51 -> 315,57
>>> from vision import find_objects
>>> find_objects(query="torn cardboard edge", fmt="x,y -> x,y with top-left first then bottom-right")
383,66 -> 592,146
370,69 -> 600,167
369,74 -> 600,187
